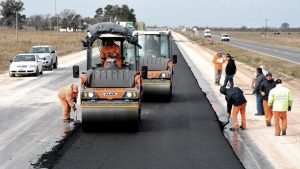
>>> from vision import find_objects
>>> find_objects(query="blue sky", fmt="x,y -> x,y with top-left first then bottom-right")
17,0 -> 300,28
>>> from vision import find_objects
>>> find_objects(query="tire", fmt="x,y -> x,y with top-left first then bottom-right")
35,68 -> 39,76
53,58 -> 58,69
48,61 -> 53,71
9,72 -> 15,77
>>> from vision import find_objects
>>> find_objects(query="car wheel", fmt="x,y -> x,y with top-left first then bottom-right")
53,58 -> 58,69
35,68 -> 39,76
48,61 -> 53,71
9,72 -> 15,77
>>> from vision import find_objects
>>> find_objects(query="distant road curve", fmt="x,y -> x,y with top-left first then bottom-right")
209,35 -> 300,64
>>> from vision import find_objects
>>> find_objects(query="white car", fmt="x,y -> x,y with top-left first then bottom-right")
221,33 -> 230,41
9,54 -> 43,77
29,45 -> 58,70
204,29 -> 211,38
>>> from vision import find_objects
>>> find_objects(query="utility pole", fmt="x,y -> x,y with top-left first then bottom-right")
15,10 -> 18,43
55,0 -> 59,47
264,18 -> 269,38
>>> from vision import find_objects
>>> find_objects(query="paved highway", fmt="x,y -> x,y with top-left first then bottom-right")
36,41 -> 244,169
210,35 -> 300,64
0,51 -> 86,169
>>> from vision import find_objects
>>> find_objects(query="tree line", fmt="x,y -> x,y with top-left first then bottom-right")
0,0 -> 137,31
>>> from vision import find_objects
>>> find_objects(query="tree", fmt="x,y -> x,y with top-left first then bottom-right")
281,22 -> 289,30
94,7 -> 104,22
60,9 -> 83,31
240,26 -> 248,31
0,0 -> 25,27
28,15 -> 43,30
101,4 -> 136,23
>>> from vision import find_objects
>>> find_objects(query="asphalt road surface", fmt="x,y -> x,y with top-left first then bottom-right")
210,35 -> 300,64
0,51 -> 87,169
40,42 -> 244,169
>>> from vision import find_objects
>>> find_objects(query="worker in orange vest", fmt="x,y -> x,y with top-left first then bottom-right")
212,50 -> 225,85
100,39 -> 122,68
58,84 -> 79,122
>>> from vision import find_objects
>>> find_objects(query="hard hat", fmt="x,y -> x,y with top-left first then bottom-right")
217,50 -> 223,54
72,84 -> 79,92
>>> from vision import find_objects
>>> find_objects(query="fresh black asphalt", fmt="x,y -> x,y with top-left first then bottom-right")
38,41 -> 244,169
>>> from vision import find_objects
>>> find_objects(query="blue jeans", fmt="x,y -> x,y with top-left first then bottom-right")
256,94 -> 264,115
223,75 -> 234,88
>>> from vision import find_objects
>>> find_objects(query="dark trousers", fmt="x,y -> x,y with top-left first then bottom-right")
223,74 -> 234,88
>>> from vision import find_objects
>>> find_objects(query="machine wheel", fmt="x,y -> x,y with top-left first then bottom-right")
53,58 -> 58,69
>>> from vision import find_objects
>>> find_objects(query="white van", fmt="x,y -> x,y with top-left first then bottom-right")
204,29 -> 211,38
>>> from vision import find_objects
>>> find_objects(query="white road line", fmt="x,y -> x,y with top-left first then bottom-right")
221,41 -> 300,65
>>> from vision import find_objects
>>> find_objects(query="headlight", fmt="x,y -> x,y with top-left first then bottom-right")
29,65 -> 36,68
125,91 -> 137,98
126,92 -> 133,98
160,72 -> 171,78
88,92 -> 94,98
46,55 -> 51,59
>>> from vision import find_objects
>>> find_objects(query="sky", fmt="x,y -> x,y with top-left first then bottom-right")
14,0 -> 300,28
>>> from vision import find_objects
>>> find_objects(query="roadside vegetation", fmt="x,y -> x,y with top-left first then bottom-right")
180,31 -> 300,80
0,0 -> 138,73
213,31 -> 300,52
0,29 -> 85,72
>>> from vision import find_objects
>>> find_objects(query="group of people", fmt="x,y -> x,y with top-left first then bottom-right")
214,50 -> 293,136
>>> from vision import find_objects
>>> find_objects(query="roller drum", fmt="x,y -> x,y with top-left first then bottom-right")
142,79 -> 172,96
81,101 -> 140,125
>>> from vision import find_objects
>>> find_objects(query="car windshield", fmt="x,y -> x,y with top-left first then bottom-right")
138,34 -> 170,58
29,47 -> 50,53
14,55 -> 36,62
222,34 -> 229,37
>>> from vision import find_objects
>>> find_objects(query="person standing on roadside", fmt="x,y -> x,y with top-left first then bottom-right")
252,67 -> 265,116
220,86 -> 247,131
250,65 -> 268,88
212,50 -> 225,85
268,79 -> 293,136
259,72 -> 276,126
223,53 -> 236,88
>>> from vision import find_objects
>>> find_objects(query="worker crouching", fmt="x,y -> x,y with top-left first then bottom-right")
220,86 -> 247,131
58,84 -> 79,122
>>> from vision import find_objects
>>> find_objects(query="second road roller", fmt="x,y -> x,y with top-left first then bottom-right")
134,30 -> 177,98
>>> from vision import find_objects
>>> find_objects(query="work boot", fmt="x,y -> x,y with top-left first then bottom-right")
266,122 -> 271,127
274,133 -> 280,136
240,126 -> 246,130
282,129 -> 286,136
63,118 -> 74,123
229,127 -> 238,131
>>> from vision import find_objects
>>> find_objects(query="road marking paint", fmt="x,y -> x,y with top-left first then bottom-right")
222,42 -> 300,65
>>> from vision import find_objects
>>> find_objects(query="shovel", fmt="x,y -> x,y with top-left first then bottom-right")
73,109 -> 80,124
